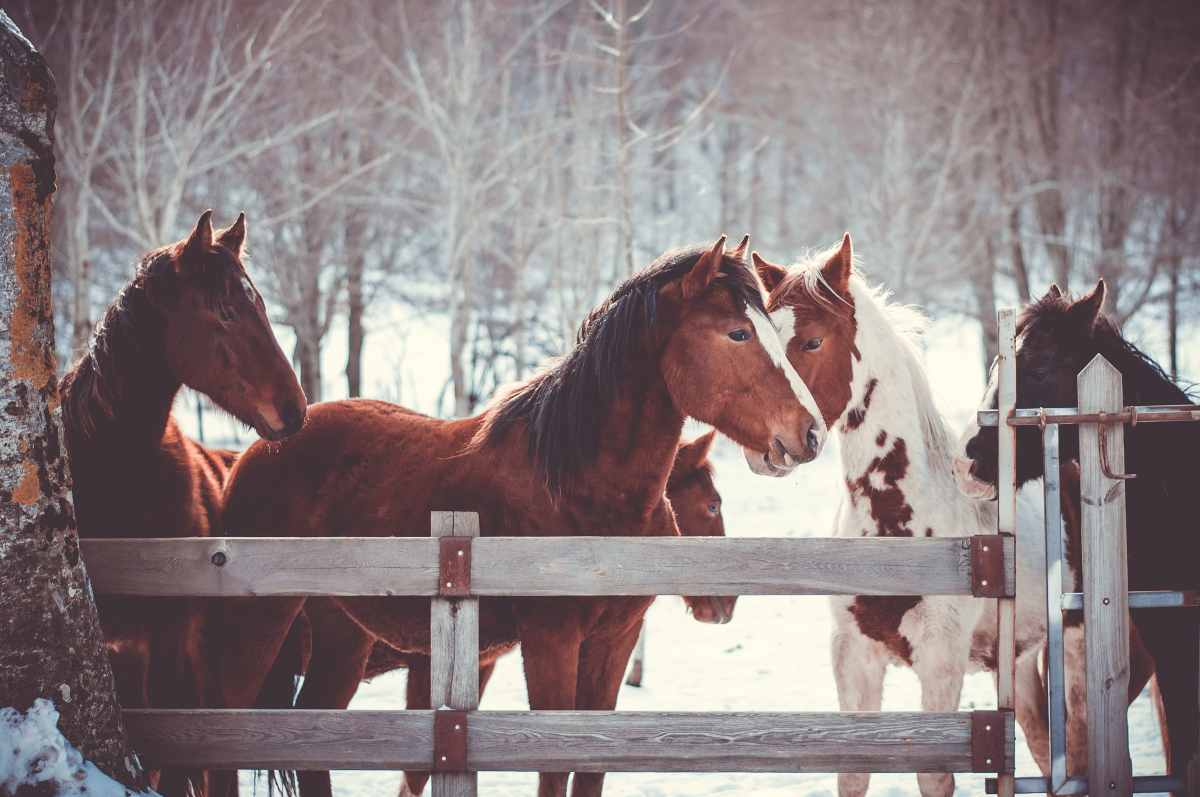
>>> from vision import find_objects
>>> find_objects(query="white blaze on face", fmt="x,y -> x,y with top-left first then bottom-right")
747,306 -> 826,436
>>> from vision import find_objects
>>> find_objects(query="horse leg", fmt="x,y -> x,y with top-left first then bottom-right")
518,613 -> 583,797
831,619 -> 886,797
399,658 -> 498,797
1136,611 -> 1198,794
148,599 -> 209,797
569,621 -> 644,797
210,597 -> 307,710
624,627 -> 646,687
1015,646 -> 1052,777
910,634 -> 967,797
295,605 -> 374,797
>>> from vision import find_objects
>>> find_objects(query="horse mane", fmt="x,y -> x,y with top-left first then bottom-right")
1020,291 -> 1195,406
478,245 -> 765,494
60,247 -> 178,438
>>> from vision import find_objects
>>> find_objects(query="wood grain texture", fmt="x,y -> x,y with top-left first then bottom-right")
431,511 -> 480,797
81,537 -> 441,596
995,309 -> 1018,796
82,535 -> 1014,597
1077,355 -> 1133,795
124,709 -> 1010,773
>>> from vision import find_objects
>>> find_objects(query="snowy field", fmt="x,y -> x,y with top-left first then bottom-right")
186,315 -> 1181,797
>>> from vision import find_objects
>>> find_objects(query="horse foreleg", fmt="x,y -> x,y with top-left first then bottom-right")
624,626 -> 646,687
399,657 -> 499,797
295,604 -> 374,797
146,600 -> 209,797
210,596 -> 306,709
910,632 -> 967,797
1135,612 -> 1199,796
570,621 -> 645,797
518,611 -> 584,797
1015,646 -> 1052,777
831,615 -> 887,797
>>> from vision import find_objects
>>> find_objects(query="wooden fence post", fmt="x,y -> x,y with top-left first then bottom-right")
1078,355 -> 1133,796
431,511 -> 480,797
995,308 -> 1018,797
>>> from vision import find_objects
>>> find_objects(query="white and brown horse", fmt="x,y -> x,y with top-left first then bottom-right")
755,235 -> 1060,796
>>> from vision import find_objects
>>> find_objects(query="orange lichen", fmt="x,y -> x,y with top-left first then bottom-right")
8,162 -> 54,386
11,456 -> 40,505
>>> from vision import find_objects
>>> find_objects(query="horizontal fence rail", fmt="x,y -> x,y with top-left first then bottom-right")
977,403 -> 1200,428
123,709 -> 1014,774
80,535 -> 1015,598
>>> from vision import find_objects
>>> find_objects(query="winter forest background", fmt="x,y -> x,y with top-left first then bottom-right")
6,0 -> 1200,440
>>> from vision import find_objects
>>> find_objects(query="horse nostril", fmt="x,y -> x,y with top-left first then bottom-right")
964,436 -> 980,460
281,403 -> 305,433
806,421 -> 820,454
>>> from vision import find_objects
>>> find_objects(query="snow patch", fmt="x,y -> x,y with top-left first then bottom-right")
0,698 -> 153,797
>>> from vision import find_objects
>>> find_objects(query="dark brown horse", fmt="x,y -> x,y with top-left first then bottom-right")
957,282 -> 1199,793
214,236 -> 826,797
61,211 -> 306,796
265,429 -> 735,797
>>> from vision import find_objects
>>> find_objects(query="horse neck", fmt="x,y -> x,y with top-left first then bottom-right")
63,282 -> 181,450
838,282 -> 958,498
591,374 -> 685,508
1101,339 -> 1198,475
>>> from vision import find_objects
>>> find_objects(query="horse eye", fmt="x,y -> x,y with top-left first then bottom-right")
728,329 -> 751,342
707,501 -> 720,515
803,337 -> 823,351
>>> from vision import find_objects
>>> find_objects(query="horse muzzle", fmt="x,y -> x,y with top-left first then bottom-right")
686,595 -> 737,625
953,456 -> 998,501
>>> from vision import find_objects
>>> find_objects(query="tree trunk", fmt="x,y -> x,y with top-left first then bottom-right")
0,12 -> 140,786
293,334 -> 322,405
344,228 -> 365,398
1167,253 -> 1180,382
975,234 -> 1000,378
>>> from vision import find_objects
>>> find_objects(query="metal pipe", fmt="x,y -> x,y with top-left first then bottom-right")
1042,425 -> 1070,793
993,774 -> 1185,794
1061,589 -> 1200,611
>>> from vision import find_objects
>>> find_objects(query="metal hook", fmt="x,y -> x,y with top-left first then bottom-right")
1097,413 -> 1136,481
1037,407 -> 1048,430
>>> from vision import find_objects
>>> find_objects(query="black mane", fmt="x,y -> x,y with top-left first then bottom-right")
482,245 -> 765,493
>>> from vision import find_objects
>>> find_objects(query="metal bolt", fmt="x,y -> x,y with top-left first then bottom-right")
455,724 -> 462,731
445,581 -> 453,589
986,758 -> 992,766
1102,597 -> 1111,605
211,551 -> 227,567
985,725 -> 992,732
1109,782 -> 1116,790
981,579 -> 988,587
982,545 -> 989,552
441,755 -> 447,762
457,550 -> 464,557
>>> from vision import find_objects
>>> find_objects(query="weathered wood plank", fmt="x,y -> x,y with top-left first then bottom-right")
995,308 -> 1018,796
1077,355 -> 1133,795
82,536 -> 1014,597
81,537 -> 441,597
124,710 -> 1007,773
431,511 -> 480,797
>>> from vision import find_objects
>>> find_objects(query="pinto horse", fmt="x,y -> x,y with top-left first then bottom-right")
61,211 -> 306,796
267,430 -> 735,797
957,281 -> 1199,793
753,235 -> 1116,796
213,236 -> 825,797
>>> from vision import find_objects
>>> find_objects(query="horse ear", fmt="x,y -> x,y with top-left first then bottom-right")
182,210 -> 215,259
820,232 -> 853,296
216,212 -> 247,255
730,235 -> 750,261
1045,283 -> 1063,300
1068,279 -> 1106,328
682,236 -> 727,300
752,252 -> 788,294
676,429 -> 717,471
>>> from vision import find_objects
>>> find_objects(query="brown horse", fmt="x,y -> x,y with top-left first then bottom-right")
265,429 -> 734,797
214,236 -> 826,797
61,211 -> 306,796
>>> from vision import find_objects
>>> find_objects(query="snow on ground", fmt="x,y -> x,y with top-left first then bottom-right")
219,316 -> 1171,796
0,698 -> 152,796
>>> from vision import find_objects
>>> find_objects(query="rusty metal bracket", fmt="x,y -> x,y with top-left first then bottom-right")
1097,415 -> 1136,481
439,537 -> 472,597
970,535 -> 1007,598
971,709 -> 1008,772
433,709 -> 468,771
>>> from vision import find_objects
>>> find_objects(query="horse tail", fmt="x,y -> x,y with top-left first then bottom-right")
254,610 -> 310,797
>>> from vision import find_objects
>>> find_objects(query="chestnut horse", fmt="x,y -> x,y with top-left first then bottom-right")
214,236 -> 825,797
61,211 -> 306,797
957,282 -> 1197,793
268,429 -> 734,797
752,236 -> 1153,796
